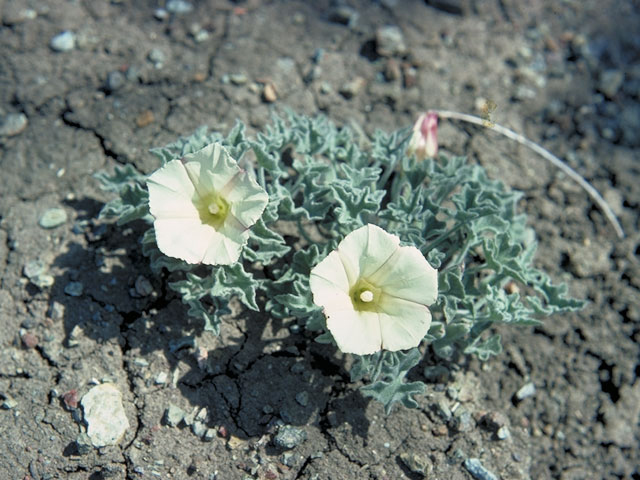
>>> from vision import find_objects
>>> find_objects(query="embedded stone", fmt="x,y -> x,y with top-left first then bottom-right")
39,208 -> 67,229
50,31 -> 76,52
0,113 -> 28,136
81,383 -> 129,447
273,425 -> 306,449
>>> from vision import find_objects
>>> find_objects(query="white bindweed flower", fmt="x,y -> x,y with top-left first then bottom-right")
310,224 -> 438,355
407,111 -> 438,160
147,143 -> 268,265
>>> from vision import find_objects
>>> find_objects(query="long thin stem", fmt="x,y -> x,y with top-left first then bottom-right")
436,110 -> 624,239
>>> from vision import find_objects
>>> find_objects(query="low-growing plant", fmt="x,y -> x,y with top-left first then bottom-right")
96,112 -> 584,413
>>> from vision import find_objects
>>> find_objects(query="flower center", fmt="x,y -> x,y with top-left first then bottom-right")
350,279 -> 381,312
195,191 -> 230,229
359,290 -> 374,302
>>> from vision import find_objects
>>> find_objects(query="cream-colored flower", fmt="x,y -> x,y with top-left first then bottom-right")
147,143 -> 268,265
406,111 -> 438,160
310,224 -> 438,355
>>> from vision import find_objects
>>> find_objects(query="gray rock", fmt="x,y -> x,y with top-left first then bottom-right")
75,432 -> 93,455
295,391 -> 309,407
463,458 -> 498,480
106,71 -> 126,92
339,77 -> 366,99
24,260 -> 46,280
81,383 -> 129,447
1,393 -> 17,410
191,421 -> 207,438
166,0 -> 193,13
376,25 -> 406,57
2,5 -> 37,25
229,73 -> 248,85
50,31 -> 76,52
164,405 -> 186,427
451,408 -> 473,432
148,48 -> 166,66
0,113 -> 28,136
431,399 -> 452,422
39,208 -> 67,229
135,275 -> 153,296
599,69 -> 625,98
64,282 -> 84,297
154,8 -> 169,20
154,372 -> 168,385
328,6 -> 359,26
399,452 -> 432,475
515,382 -> 536,401
273,425 -> 307,450
496,426 -> 511,440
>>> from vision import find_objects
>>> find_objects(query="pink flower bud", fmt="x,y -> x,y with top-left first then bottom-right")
407,111 -> 438,160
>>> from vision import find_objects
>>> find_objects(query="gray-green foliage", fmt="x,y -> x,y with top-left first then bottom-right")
96,112 -> 584,414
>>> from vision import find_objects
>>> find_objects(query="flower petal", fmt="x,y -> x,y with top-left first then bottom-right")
377,296 -> 432,351
183,143 -> 239,196
336,224 -> 399,284
147,160 -> 198,218
310,250 -> 351,298
369,245 -> 438,306
226,174 -> 269,227
326,309 -> 383,355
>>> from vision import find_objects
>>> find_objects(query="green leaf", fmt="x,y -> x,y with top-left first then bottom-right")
463,334 -> 503,360
359,349 -> 425,415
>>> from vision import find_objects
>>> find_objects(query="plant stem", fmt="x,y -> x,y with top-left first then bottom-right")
436,109 -> 624,239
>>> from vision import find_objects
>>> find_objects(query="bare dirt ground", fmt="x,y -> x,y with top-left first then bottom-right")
1,1 -> 639,479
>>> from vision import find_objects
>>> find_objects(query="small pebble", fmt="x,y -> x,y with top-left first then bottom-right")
135,275 -> 153,296
24,260 -> 46,280
155,372 -> 168,385
262,83 -> 277,103
1,394 -> 18,410
273,425 -> 307,450
328,5 -> 359,26
432,400 -> 452,422
106,71 -> 126,92
166,0 -> 193,13
63,389 -> 79,409
399,452 -> 431,475
75,432 -> 93,455
39,208 -> 67,229
21,332 -> 38,349
340,77 -> 366,99
496,426 -> 511,440
148,48 -> 166,66
0,113 -> 28,136
515,382 -> 536,401
164,405 -> 186,427
463,458 -> 498,480
2,6 -> 37,25
21,318 -> 36,329
229,73 -> 248,85
295,391 -> 309,407
480,411 -> 508,432
136,110 -> 155,128
50,31 -> 76,52
191,421 -> 207,438
154,8 -> 169,20
64,281 -> 84,297
376,25 -> 407,57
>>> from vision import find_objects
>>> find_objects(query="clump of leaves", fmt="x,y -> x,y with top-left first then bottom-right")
97,112 -> 584,414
